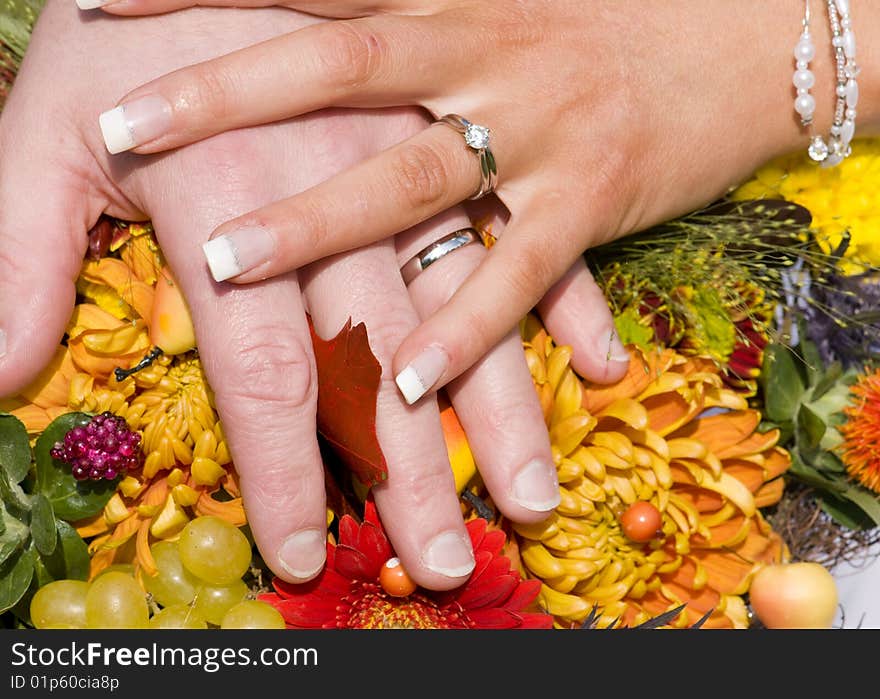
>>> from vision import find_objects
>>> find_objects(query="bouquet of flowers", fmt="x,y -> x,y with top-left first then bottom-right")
1,2 -> 879,631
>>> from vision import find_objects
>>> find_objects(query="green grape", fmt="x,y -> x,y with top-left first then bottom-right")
85,571 -> 150,629
94,563 -> 136,579
142,541 -> 200,608
149,604 -> 208,629
30,580 -> 90,629
220,600 -> 286,630
178,516 -> 252,585
191,580 -> 248,625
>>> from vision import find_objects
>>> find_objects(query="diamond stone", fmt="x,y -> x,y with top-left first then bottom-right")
464,123 -> 490,150
808,136 -> 829,161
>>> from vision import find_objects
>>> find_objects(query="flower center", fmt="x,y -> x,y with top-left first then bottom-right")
344,584 -> 454,629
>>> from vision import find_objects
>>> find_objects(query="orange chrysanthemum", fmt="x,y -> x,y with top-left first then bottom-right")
513,315 -> 790,629
839,367 -> 880,493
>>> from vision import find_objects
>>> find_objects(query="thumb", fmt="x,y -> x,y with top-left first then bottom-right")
0,133 -> 97,398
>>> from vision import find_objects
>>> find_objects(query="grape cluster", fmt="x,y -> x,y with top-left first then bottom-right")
50,411 -> 143,481
30,516 -> 285,630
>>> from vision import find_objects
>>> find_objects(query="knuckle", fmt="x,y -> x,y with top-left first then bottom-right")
243,461 -> 322,513
184,66 -> 240,124
502,239 -> 557,301
212,326 -> 316,415
389,142 -> 450,210
315,22 -> 387,90
279,195 -> 332,255
390,462 -> 456,511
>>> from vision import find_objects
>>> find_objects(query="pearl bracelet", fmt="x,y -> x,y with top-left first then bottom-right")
793,0 -> 859,167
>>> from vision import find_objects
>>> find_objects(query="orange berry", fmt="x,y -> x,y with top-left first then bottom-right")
620,501 -> 663,543
379,557 -> 417,598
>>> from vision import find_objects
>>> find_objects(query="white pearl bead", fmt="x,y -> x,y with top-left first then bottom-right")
835,0 -> 850,17
797,60 -> 808,70
836,84 -> 847,97
793,69 -> 815,90
843,30 -> 856,59
845,107 -> 857,120
841,17 -> 851,29
840,119 -> 855,145
795,93 -> 816,118
846,79 -> 859,107
794,37 -> 815,62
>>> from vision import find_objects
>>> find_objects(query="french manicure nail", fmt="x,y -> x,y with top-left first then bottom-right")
420,531 -> 475,578
278,529 -> 327,580
0,328 -> 6,359
99,95 -> 173,154
511,458 -> 561,512
394,345 -> 449,405
599,327 -> 630,364
202,227 -> 276,282
76,0 -> 116,9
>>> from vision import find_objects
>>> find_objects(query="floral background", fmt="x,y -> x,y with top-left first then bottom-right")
1,0 -> 879,630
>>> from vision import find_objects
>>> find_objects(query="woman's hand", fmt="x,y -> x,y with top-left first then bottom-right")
0,0 -> 622,590
83,0 -> 866,405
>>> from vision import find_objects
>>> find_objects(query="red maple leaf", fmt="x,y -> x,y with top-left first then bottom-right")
308,317 -> 388,488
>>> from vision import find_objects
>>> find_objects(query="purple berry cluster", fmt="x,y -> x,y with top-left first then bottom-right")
50,412 -> 143,481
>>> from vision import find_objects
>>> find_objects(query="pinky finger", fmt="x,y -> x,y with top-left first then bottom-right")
537,256 -> 630,384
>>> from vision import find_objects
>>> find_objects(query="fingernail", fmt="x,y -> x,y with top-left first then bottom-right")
511,458 -> 561,512
278,529 -> 327,580
76,0 -> 116,9
395,345 -> 449,405
202,227 -> 276,282
599,327 -> 630,364
99,95 -> 173,154
420,531 -> 475,578
0,328 -> 6,358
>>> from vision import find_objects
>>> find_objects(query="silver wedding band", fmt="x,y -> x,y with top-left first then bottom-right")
435,114 -> 498,200
400,227 -> 482,285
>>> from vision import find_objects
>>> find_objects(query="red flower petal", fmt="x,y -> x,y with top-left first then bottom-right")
335,544 -> 376,581
456,574 -> 518,609
465,608 -> 533,629
466,517 -> 488,550
258,595 -> 339,628
501,579 -> 543,612
476,529 -> 506,558
355,520 -> 393,577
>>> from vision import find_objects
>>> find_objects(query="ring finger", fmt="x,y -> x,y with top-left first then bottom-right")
396,207 -> 560,524
300,237 -> 477,591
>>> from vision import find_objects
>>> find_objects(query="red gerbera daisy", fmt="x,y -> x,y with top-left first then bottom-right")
259,501 -> 552,629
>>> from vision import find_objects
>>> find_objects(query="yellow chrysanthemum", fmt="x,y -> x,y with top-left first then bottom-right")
515,315 -> 790,629
731,137 -> 880,272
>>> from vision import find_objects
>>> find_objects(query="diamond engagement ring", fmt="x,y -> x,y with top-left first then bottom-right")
400,227 -> 483,285
435,114 -> 498,200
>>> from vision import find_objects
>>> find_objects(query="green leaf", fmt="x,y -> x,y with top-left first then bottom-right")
760,344 -> 806,424
811,449 -> 847,474
0,471 -> 31,515
0,507 -> 28,567
34,521 -> 89,585
0,547 -> 34,614
35,412 -> 116,521
809,361 -> 843,401
29,494 -> 56,557
837,486 -> 880,528
0,413 -> 31,484
796,405 -> 826,451
819,492 -> 880,530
